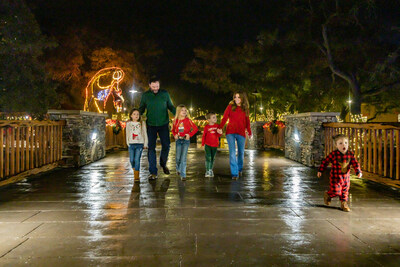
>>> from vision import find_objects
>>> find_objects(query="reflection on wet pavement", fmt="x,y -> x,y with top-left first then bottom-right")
0,145 -> 399,266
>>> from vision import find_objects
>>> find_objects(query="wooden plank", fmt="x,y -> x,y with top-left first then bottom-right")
383,130 -> 387,177
390,130 -> 394,179
10,127 -> 15,176
21,128 -> 25,172
35,126 -> 39,168
30,126 -> 34,169
39,126 -> 43,167
323,122 -> 400,130
373,129 -> 377,174
25,127 -> 30,172
16,127 -> 20,174
355,129 -> 359,161
0,128 -> 4,179
51,125 -> 55,163
363,129 -> 368,170
5,127 -> 10,177
43,126 -> 47,165
0,120 -> 66,128
48,125 -> 51,164
368,129 -> 372,172
397,130 -> 400,180
378,129 -> 382,175
58,125 -> 62,160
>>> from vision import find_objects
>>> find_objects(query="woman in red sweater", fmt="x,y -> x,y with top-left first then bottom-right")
219,92 -> 252,179
172,104 -> 198,180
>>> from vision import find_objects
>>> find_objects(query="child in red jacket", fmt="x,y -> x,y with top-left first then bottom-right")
172,104 -> 198,181
202,112 -> 223,177
318,134 -> 362,212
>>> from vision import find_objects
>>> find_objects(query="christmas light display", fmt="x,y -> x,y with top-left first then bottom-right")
84,67 -> 125,113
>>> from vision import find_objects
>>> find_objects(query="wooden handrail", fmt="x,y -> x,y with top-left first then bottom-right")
324,122 -> 400,130
0,120 -> 65,128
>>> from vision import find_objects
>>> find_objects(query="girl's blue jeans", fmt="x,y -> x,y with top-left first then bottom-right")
226,134 -> 245,177
129,144 -> 144,170
175,139 -> 190,177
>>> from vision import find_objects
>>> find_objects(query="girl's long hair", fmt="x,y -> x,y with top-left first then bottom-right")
128,108 -> 142,122
175,104 -> 191,120
229,92 -> 249,116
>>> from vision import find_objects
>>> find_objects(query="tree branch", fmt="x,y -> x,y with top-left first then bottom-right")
363,82 -> 400,97
322,24 -> 354,85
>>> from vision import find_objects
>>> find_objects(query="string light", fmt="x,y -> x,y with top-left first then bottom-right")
84,67 -> 125,113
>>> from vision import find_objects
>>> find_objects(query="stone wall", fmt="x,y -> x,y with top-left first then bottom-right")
248,121 -> 266,150
48,110 -> 107,167
285,112 -> 339,167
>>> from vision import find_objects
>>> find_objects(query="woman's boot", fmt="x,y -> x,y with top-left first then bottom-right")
134,170 -> 140,182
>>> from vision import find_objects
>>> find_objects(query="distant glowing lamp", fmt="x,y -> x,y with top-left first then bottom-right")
91,132 -> 97,141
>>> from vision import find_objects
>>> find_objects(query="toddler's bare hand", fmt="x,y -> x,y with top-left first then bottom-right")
358,173 -> 362,178
185,134 -> 190,140
174,135 -> 178,140
317,172 -> 322,178
217,129 -> 222,134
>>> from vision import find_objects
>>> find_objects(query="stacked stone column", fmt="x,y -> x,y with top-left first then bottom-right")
48,110 -> 107,167
285,112 -> 339,167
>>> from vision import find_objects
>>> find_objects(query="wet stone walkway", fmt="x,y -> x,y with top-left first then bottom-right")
0,146 -> 400,266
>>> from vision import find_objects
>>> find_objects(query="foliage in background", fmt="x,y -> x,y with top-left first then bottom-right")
0,0 -> 58,118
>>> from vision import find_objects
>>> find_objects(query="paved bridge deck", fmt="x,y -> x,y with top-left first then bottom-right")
0,147 -> 399,266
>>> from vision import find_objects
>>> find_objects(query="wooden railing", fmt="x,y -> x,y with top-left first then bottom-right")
264,127 -> 285,149
106,126 -> 127,150
0,120 -> 65,180
323,123 -> 400,180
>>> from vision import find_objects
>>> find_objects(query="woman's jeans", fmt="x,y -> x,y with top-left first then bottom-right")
175,139 -> 190,177
129,144 -> 144,170
226,134 -> 245,177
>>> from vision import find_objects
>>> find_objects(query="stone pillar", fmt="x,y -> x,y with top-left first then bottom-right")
48,110 -> 107,167
248,121 -> 266,150
285,112 -> 339,167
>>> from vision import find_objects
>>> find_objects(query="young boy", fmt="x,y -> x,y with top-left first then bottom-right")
201,112 -> 222,177
317,134 -> 362,212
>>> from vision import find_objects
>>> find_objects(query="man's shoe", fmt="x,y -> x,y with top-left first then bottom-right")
210,170 -> 214,178
232,176 -> 239,180
149,174 -> 158,180
162,166 -> 170,175
205,171 -> 210,177
341,201 -> 351,212
181,176 -> 186,181
324,191 -> 331,206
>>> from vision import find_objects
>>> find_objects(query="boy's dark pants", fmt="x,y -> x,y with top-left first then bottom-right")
147,123 -> 170,175
205,145 -> 217,171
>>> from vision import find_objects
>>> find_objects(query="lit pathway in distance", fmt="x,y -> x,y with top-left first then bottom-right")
0,146 -> 400,266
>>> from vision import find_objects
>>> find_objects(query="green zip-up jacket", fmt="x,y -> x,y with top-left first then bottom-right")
139,89 -> 176,126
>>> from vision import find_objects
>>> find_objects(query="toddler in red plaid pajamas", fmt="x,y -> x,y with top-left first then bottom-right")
317,134 -> 362,212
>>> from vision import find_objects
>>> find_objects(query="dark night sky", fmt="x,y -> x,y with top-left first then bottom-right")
27,0 -> 281,112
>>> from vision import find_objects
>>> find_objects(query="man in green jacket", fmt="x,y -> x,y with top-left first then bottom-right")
139,77 -> 176,179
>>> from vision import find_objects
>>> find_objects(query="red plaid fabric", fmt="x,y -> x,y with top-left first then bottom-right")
318,150 -> 361,201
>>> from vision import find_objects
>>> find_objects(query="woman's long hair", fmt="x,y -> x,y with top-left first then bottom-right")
175,104 -> 191,120
128,108 -> 142,122
229,92 -> 249,116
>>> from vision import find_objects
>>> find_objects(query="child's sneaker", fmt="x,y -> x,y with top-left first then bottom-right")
341,201 -> 351,212
324,191 -> 331,206
209,170 -> 214,177
205,171 -> 210,177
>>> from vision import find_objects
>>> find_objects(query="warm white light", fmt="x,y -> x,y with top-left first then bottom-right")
91,132 -> 97,141
129,90 -> 137,94
348,100 -> 352,103
259,106 -> 263,110
294,133 -> 300,142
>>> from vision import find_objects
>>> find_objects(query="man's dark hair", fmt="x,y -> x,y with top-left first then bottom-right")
206,112 -> 216,120
149,76 -> 160,84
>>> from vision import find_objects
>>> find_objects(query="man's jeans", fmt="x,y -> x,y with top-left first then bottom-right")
129,144 -> 144,170
147,123 -> 170,175
175,139 -> 190,177
226,134 -> 245,177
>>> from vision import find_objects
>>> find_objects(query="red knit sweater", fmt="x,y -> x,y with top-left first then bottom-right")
172,117 -> 198,138
219,104 -> 252,137
202,123 -> 222,147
